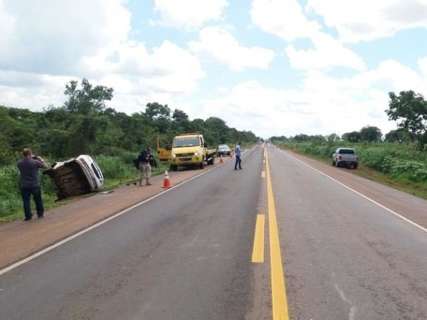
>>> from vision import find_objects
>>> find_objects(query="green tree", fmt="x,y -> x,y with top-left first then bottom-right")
360,126 -> 382,142
145,102 -> 171,134
172,109 -> 190,132
64,79 -> 113,114
293,134 -> 310,142
384,129 -> 412,143
386,91 -> 427,149
204,117 -> 228,145
327,133 -> 340,143
342,131 -> 361,142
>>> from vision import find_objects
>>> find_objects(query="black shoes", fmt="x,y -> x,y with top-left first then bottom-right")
24,214 -> 43,221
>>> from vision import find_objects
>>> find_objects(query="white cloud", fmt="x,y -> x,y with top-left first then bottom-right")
82,41 -> 205,95
153,0 -> 228,29
419,57 -> 427,76
286,32 -> 366,71
0,0 -> 130,74
189,26 -> 275,71
251,0 -> 365,71
0,0 -> 205,112
0,70 -> 72,107
195,59 -> 427,138
306,0 -> 427,43
251,0 -> 320,41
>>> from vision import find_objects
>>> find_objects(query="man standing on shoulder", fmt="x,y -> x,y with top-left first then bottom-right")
138,146 -> 154,186
17,148 -> 48,221
234,142 -> 242,170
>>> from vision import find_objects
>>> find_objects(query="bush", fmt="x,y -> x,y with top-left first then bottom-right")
280,141 -> 427,186
95,155 -> 136,180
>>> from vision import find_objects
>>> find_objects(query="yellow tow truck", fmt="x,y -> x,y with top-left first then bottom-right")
169,133 -> 216,171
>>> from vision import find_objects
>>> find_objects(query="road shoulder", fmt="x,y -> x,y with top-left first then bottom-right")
0,161 -> 228,270
276,147 -> 427,230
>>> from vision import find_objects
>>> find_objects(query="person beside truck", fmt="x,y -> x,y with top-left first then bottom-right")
137,147 -> 156,186
17,148 -> 48,221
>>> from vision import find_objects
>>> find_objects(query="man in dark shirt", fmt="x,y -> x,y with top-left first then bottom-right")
17,148 -> 47,221
234,142 -> 242,170
137,147 -> 155,186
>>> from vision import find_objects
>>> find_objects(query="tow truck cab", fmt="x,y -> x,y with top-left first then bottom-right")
170,134 -> 215,171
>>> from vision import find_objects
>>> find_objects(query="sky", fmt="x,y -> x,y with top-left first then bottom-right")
1,0 -> 427,138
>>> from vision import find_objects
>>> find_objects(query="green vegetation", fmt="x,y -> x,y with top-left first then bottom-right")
0,79 -> 258,221
271,90 -> 427,199
277,140 -> 427,199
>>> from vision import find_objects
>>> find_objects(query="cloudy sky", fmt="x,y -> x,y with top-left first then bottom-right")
1,0 -> 427,138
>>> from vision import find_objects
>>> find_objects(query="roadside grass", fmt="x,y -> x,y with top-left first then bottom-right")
0,154 -> 169,223
277,143 -> 427,200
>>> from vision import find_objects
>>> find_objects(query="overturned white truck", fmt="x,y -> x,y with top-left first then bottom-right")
44,155 -> 104,200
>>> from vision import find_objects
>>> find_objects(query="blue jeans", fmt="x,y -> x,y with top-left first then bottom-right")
21,187 -> 44,219
234,155 -> 242,170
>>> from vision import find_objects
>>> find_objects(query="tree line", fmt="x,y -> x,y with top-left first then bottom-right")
0,79 -> 258,165
271,90 -> 427,148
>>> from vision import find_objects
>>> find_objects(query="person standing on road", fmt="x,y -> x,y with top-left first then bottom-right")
234,142 -> 242,170
17,148 -> 48,221
138,147 -> 154,186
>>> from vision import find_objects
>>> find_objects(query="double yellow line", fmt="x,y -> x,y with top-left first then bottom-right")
252,149 -> 290,320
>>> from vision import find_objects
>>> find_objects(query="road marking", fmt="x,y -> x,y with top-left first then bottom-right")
265,150 -> 290,320
251,214 -> 265,263
334,283 -> 357,320
280,149 -> 427,234
0,147 -> 258,277
261,171 -> 266,178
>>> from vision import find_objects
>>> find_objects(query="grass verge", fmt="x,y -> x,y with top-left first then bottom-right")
0,157 -> 169,223
278,145 -> 427,200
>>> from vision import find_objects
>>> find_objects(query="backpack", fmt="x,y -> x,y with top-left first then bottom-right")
133,158 -> 139,169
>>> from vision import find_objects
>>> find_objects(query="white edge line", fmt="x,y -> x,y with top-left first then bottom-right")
0,147 -> 257,277
276,147 -> 427,234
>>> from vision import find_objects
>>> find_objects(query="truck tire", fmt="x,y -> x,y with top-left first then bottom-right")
208,158 -> 214,165
353,163 -> 358,169
170,164 -> 178,171
332,160 -> 336,166
199,161 -> 205,169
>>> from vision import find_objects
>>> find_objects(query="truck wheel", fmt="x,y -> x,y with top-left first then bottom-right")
353,163 -> 358,169
199,162 -> 205,169
332,161 -> 336,166
170,164 -> 178,171
208,158 -> 214,165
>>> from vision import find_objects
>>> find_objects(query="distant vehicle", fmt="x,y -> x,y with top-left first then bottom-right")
217,144 -> 231,156
170,133 -> 216,171
44,155 -> 104,199
332,148 -> 358,169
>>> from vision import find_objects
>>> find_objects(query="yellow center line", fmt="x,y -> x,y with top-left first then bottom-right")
265,149 -> 290,320
251,214 -> 265,263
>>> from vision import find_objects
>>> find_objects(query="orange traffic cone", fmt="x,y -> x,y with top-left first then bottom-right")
162,170 -> 171,189
220,155 -> 224,163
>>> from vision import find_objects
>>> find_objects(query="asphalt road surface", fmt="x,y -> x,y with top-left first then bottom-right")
1,144 -> 426,320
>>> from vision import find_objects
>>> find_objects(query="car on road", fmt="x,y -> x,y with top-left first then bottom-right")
217,144 -> 231,156
44,155 -> 104,199
332,148 -> 358,169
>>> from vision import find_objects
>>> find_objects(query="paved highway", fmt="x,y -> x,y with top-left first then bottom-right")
1,145 -> 426,320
